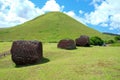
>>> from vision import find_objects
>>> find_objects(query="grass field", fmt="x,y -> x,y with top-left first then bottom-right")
0,42 -> 12,54
110,42 -> 120,47
0,42 -> 120,80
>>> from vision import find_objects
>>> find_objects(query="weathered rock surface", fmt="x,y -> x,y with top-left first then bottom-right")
76,35 -> 90,47
11,40 -> 43,65
57,39 -> 76,50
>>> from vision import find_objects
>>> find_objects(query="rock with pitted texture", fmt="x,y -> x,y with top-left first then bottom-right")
76,35 -> 90,47
57,39 -> 76,50
11,40 -> 43,65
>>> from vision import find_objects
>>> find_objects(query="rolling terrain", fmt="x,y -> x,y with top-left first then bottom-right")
0,12 -> 112,42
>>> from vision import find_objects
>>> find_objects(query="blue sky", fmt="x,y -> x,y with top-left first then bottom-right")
0,0 -> 120,34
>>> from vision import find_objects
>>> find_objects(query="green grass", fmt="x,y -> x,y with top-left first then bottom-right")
0,43 -> 120,80
109,42 -> 120,46
0,12 -> 113,42
0,42 -> 12,54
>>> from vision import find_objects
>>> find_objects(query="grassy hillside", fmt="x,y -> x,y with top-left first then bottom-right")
0,12 -> 112,42
0,43 -> 120,80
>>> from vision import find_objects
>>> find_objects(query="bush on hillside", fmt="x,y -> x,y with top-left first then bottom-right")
90,36 -> 104,46
105,39 -> 115,44
114,36 -> 120,41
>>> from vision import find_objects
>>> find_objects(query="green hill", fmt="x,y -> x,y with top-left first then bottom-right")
0,12 -> 112,42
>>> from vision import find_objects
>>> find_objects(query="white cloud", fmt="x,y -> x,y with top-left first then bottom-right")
63,0 -> 120,33
79,10 -> 84,14
84,0 -> 120,31
0,0 -> 43,27
100,23 -> 108,27
64,11 -> 86,24
41,0 -> 64,12
0,0 -> 64,28
65,11 -> 76,17
110,14 -> 120,30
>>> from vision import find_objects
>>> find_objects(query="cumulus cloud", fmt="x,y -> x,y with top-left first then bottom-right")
64,11 -> 86,24
0,0 -> 63,28
84,0 -> 120,31
41,0 -> 64,12
0,0 -> 43,27
65,11 -> 76,17
63,0 -> 120,34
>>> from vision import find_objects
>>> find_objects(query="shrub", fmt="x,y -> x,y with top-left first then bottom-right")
114,36 -> 120,41
106,40 -> 115,44
90,36 -> 104,46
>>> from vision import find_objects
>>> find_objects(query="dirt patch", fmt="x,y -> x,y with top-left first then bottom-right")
91,60 -> 114,68
73,64 -> 103,75
97,60 -> 114,67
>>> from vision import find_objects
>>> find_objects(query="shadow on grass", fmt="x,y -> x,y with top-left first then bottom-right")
65,48 -> 78,50
76,45 -> 93,48
58,47 -> 78,50
15,57 -> 50,68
